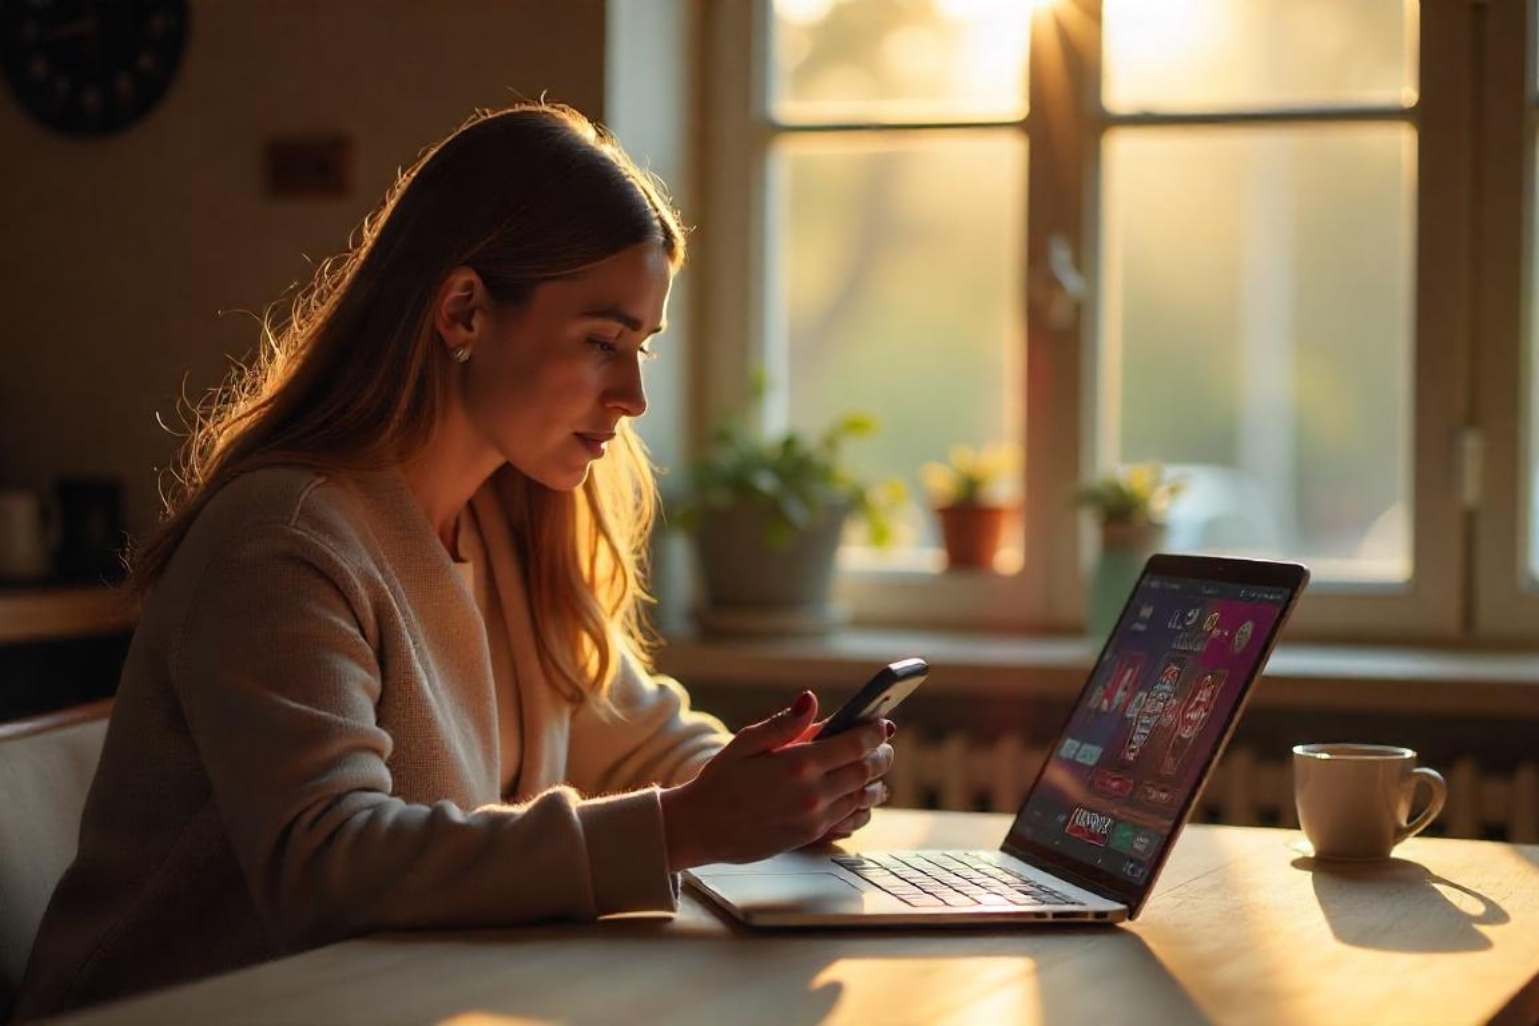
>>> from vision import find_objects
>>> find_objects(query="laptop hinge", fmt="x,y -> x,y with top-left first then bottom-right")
1001,840 -> 1127,905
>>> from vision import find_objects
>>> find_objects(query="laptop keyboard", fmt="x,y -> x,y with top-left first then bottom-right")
830,851 -> 1076,909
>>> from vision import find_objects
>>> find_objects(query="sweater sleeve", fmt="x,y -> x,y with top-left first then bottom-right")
564,651 -> 731,794
171,526 -> 677,952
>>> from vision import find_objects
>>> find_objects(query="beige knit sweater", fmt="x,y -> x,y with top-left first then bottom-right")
15,467 -> 728,1021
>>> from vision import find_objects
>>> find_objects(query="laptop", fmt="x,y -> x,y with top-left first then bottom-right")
685,553 -> 1310,927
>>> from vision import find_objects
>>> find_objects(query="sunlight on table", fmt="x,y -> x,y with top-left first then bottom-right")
813,956 -> 1036,1026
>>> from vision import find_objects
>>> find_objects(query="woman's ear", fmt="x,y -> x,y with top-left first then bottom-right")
432,267 -> 487,353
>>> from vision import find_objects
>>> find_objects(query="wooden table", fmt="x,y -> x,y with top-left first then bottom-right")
47,809 -> 1539,1026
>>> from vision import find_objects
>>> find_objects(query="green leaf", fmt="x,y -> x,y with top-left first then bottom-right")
677,373 -> 908,547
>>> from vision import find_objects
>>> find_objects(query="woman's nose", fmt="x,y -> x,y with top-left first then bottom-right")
606,359 -> 648,419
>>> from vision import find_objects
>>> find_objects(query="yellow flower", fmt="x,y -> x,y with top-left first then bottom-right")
1073,462 -> 1185,526
923,443 -> 1022,507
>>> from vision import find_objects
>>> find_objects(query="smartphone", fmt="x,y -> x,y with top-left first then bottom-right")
813,657 -> 929,740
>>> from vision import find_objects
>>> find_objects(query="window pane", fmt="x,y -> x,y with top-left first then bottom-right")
1100,125 -> 1414,583
1528,135 -> 1539,581
1103,0 -> 1416,113
771,0 -> 1030,124
773,132 -> 1026,561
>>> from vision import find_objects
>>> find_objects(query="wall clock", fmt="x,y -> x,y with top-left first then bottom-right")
0,0 -> 189,137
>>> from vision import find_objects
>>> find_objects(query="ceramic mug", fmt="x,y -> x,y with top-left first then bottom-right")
1292,743 -> 1447,860
0,489 -> 53,581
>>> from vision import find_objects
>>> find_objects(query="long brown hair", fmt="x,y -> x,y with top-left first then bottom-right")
133,102 -> 686,703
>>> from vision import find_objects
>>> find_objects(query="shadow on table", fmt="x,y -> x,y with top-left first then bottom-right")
375,915 -> 1212,1026
1291,855 -> 1508,953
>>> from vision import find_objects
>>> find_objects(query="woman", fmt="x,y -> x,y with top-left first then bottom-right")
15,103 -> 894,1020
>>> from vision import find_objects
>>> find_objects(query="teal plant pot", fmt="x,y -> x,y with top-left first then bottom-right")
1088,522 -> 1165,641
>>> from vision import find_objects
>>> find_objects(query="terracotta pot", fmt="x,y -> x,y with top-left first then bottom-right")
935,503 -> 1009,571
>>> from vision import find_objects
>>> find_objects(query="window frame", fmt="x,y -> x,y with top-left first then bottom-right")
693,0 -> 1500,645
1473,0 -> 1539,641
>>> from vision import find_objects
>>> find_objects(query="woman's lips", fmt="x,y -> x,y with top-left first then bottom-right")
575,432 -> 615,458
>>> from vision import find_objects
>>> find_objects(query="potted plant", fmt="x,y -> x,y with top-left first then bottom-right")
675,411 -> 905,636
1073,462 -> 1185,637
920,443 -> 1021,571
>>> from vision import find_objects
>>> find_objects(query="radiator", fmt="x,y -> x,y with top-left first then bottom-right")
887,732 -> 1539,844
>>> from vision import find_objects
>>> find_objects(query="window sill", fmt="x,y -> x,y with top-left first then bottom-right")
655,628 -> 1539,720
0,585 -> 134,646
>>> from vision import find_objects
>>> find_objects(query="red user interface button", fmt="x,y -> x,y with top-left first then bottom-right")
1065,806 -> 1115,846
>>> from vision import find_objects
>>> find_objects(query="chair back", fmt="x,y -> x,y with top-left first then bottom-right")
0,700 -> 111,1013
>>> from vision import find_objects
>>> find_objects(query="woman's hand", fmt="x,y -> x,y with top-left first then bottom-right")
788,711 -> 895,847
805,729 -> 892,846
659,692 -> 894,871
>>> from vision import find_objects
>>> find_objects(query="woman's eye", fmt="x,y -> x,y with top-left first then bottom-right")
589,337 -> 659,362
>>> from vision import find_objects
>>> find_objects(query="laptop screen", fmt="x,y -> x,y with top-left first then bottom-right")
1004,566 -> 1296,901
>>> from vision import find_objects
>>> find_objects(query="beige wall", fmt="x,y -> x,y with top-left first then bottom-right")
0,0 -> 609,537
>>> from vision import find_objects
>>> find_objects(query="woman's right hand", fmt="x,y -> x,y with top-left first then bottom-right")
659,691 -> 894,871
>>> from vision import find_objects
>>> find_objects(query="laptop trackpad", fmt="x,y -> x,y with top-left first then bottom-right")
701,872 -> 865,912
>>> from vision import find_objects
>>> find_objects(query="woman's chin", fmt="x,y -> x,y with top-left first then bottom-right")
501,448 -> 596,492
527,464 -> 592,492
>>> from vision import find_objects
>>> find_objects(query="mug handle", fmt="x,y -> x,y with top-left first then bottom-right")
1395,767 -> 1448,843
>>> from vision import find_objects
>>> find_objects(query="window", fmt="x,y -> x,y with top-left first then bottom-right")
729,0 -> 1032,582
1529,7 -> 1539,585
1471,0 -> 1539,637
698,0 -> 1535,643
1093,0 -> 1462,642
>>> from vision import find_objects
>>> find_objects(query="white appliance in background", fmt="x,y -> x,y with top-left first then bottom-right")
0,490 -> 52,582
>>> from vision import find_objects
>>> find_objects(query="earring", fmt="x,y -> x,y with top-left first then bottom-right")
450,345 -> 471,364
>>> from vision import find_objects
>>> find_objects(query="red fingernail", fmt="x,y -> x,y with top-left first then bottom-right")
792,691 -> 814,717
884,721 -> 896,740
